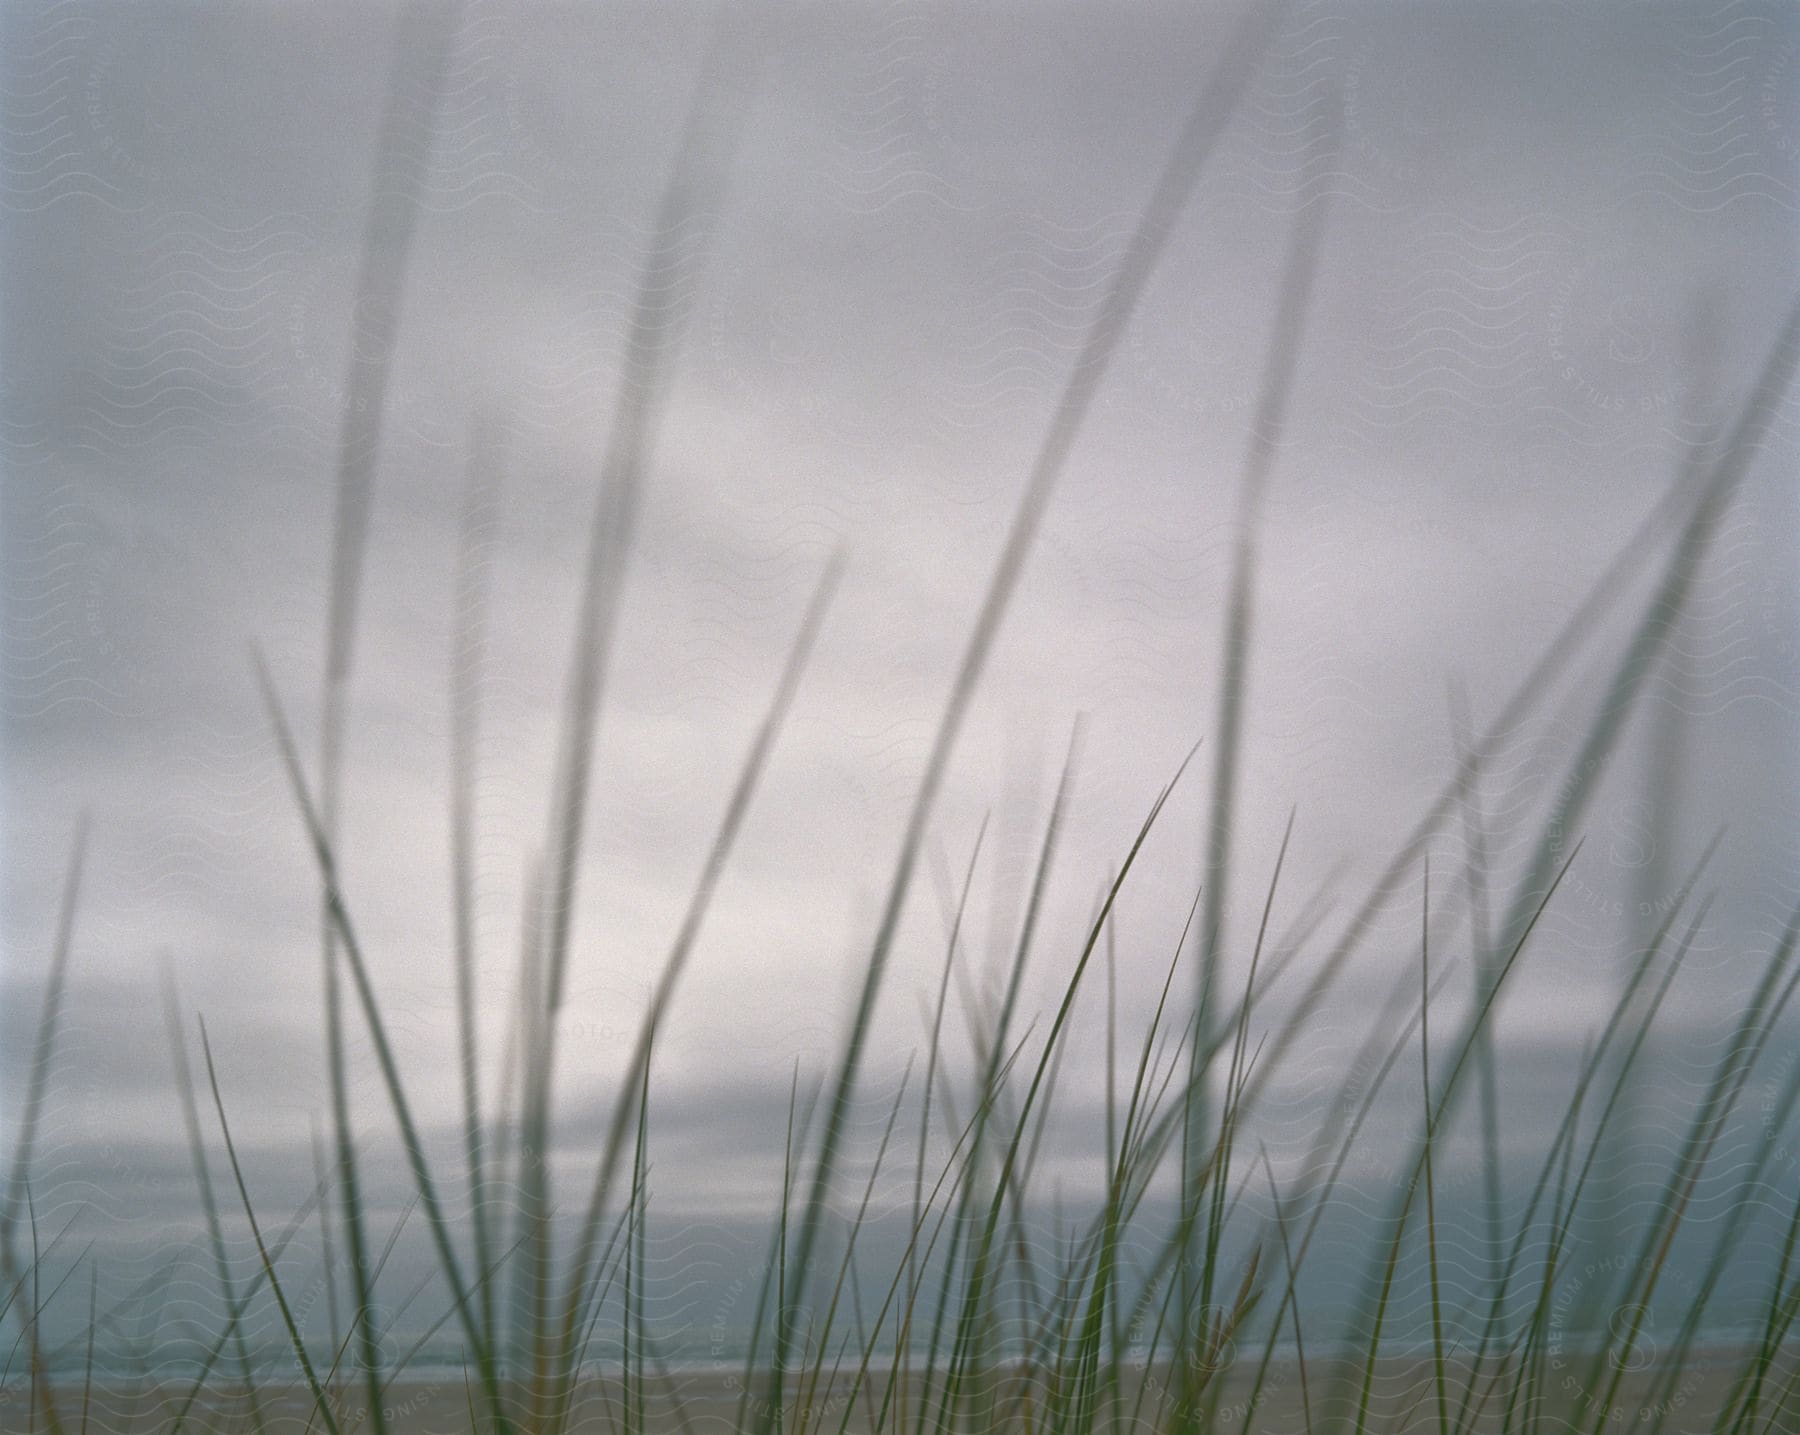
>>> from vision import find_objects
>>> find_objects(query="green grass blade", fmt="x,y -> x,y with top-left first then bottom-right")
253,653 -> 509,1433
450,416 -> 503,1354
161,964 -> 269,1435
0,817 -> 87,1269
197,1017 -> 342,1435
759,8 -> 1279,1422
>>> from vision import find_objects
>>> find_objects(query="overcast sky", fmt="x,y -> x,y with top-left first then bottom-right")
3,0 -> 1798,1365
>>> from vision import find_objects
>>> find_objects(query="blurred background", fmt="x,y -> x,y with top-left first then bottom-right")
2,0 -> 1797,1374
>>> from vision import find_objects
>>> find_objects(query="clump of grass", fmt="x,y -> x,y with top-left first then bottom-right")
7,10 -> 1800,1435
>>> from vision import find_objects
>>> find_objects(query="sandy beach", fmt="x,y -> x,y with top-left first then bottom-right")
30,1351 -> 1760,1433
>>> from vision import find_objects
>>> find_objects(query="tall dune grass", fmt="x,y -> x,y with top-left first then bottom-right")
5,8 -> 1800,1433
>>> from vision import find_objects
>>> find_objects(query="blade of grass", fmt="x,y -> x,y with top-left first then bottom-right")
0,817 -> 88,1270
311,1118 -> 343,1394
1256,1151 -> 1313,1435
1237,295 -> 1800,1125
198,1016 -> 342,1435
900,820 -> 986,1435
546,555 -> 843,1430
1185,95 -> 1339,1384
760,6 -> 1280,1425
78,1264 -> 93,1435
1200,807 -> 1296,1382
314,12 -> 462,1423
252,652 -> 507,1432
163,1169 -> 336,1435
1581,904 -> 1800,1433
1449,877 -> 1719,1435
161,963 -> 269,1435
450,414 -> 502,1352
857,1037 -> 1034,1435
23,1190 -> 66,1435
1419,860 -> 1449,1435
1341,838 -> 1587,1434
0,818 -> 84,1435
522,18 -> 762,1415
932,749 -> 1198,1432
1447,676 -> 1505,1310
797,1061 -> 913,1435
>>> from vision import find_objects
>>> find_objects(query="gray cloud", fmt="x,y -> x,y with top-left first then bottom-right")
3,0 -> 1797,1367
